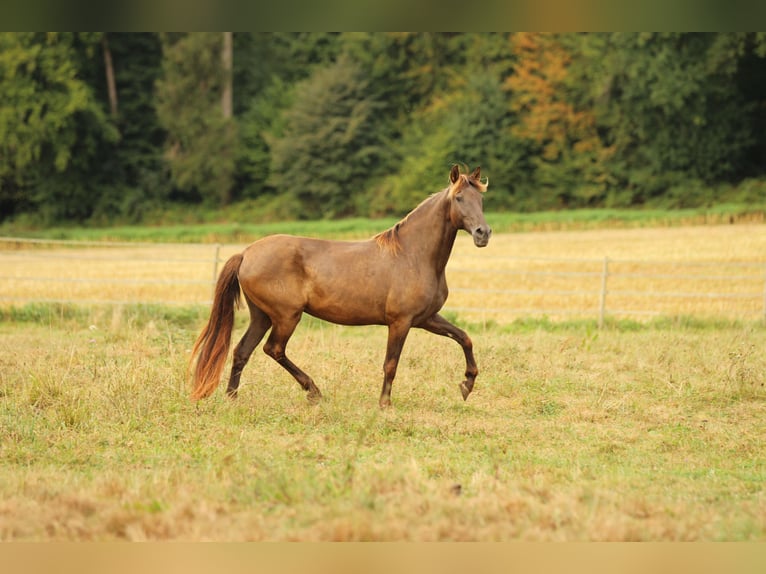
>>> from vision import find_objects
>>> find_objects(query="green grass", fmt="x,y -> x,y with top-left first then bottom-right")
3,203 -> 764,244
0,218 -> 399,244
1,304 -> 765,540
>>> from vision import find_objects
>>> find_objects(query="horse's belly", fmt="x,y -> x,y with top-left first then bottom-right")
303,263 -> 391,325
305,299 -> 385,326
302,245 -> 445,326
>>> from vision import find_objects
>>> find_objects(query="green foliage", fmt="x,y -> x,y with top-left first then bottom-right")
370,121 -> 453,216
341,33 -> 461,120
89,33 -> 169,223
584,33 -> 759,202
155,33 -> 238,205
0,302 -> 89,324
3,33 -> 766,226
444,71 -> 523,210
371,70 -> 521,216
0,33 -> 119,222
236,77 -> 293,201
270,55 -> 390,218
6,203 -> 763,245
0,33 -> 108,178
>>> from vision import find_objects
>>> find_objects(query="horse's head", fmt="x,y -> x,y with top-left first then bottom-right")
448,165 -> 492,248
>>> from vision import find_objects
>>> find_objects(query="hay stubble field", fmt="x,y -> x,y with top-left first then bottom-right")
1,224 -> 765,540
3,223 -> 766,320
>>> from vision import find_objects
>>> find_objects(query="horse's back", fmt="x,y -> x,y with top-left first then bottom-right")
237,234 -> 392,324
239,234 -> 378,275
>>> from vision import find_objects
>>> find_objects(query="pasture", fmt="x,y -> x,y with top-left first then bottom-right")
1,224 -> 765,540
3,224 -> 766,321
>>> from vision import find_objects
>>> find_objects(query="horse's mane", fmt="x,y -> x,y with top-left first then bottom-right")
375,171 -> 487,255
374,225 -> 402,255
374,193 -> 439,255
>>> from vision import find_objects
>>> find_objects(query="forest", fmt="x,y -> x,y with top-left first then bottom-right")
2,32 -> 766,226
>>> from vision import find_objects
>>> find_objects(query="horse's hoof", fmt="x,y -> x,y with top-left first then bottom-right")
459,381 -> 472,401
379,398 -> 392,409
307,391 -> 322,405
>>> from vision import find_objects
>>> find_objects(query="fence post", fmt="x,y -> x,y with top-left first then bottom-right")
211,244 -> 222,300
598,256 -> 609,328
763,264 -> 766,321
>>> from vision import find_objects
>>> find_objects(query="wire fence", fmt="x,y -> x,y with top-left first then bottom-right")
445,254 -> 766,325
2,236 -> 765,325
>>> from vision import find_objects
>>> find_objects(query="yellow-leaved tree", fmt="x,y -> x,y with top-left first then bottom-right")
505,33 -> 615,208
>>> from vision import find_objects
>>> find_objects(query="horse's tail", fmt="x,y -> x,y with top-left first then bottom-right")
189,253 -> 244,400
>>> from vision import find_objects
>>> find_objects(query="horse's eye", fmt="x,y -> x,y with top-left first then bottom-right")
455,194 -> 464,203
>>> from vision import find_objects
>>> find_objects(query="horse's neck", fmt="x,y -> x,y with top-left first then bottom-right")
399,191 -> 457,274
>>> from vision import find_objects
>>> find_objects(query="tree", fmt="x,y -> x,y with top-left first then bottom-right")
5,32 -> 766,224
84,32 -> 168,221
585,33 -> 757,205
155,33 -> 238,205
373,69 -> 520,215
505,33 -> 615,209
270,55 -> 388,218
0,32 -> 118,222
235,77 -> 293,201
342,33 -> 459,121
230,33 -> 345,203
707,33 -> 766,179
101,33 -> 118,117
221,32 -> 233,119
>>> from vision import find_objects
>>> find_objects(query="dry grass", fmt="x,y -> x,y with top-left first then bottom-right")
1,223 -> 765,540
1,307 -> 765,541
446,224 -> 766,321
2,224 -> 765,320
0,242 -> 220,304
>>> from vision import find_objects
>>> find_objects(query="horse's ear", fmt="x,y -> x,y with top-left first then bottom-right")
449,164 -> 460,184
470,166 -> 481,180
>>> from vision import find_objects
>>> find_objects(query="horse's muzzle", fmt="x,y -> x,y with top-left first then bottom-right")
472,225 -> 492,247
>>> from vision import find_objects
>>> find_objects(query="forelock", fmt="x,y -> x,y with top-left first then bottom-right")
449,173 -> 488,196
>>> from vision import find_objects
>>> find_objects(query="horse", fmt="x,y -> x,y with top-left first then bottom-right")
189,165 -> 491,408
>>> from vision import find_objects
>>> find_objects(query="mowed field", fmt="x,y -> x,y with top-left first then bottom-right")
1,224 -> 765,540
3,223 -> 766,320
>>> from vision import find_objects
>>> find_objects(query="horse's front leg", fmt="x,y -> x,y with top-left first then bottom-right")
418,313 -> 478,400
379,321 -> 411,408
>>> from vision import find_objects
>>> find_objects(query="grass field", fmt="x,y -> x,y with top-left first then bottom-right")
3,223 -> 766,320
0,305 -> 764,540
1,222 -> 765,540
2,202 -> 765,245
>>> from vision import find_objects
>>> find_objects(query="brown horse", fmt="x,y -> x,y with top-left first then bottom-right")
189,165 -> 491,408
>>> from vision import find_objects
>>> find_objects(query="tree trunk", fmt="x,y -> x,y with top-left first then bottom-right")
102,33 -> 118,118
221,32 -> 233,119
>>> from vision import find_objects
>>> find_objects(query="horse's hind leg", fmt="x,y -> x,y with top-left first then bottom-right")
262,314 -> 322,403
227,302 -> 272,398
418,313 -> 478,401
